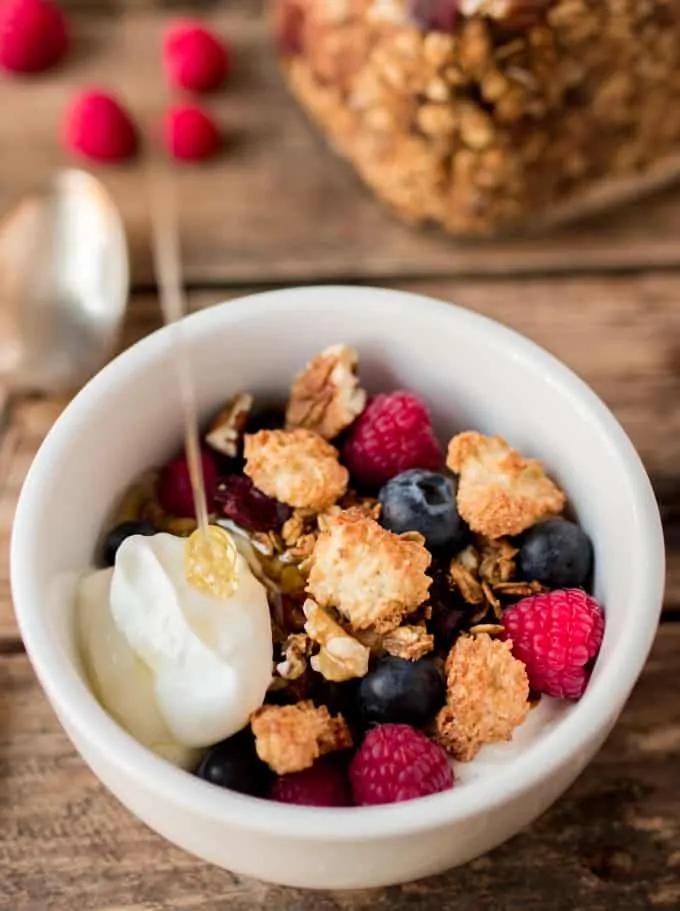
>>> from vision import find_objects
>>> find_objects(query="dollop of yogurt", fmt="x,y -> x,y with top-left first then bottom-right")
77,532 -> 273,765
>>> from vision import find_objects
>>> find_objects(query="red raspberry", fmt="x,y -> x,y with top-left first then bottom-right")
342,391 -> 442,489
502,588 -> 605,700
270,758 -> 351,807
158,449 -> 218,518
274,0 -> 305,57
407,0 -> 459,33
349,724 -> 453,806
63,90 -> 138,163
0,0 -> 68,74
164,103 -> 222,162
214,475 -> 292,533
163,19 -> 229,93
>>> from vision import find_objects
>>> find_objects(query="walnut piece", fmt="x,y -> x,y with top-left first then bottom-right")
447,432 -> 566,538
244,428 -> 349,511
436,634 -> 530,762
250,700 -> 353,774
286,344 -> 367,440
303,598 -> 370,682
276,633 -> 313,681
306,508 -> 432,633
382,623 -> 434,661
205,393 -> 253,458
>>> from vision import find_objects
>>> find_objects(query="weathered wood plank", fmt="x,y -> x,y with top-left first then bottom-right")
2,10 -> 680,286
0,274 -> 678,644
1,626 -> 679,909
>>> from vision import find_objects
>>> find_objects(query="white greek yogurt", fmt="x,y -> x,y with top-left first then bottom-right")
77,532 -> 273,766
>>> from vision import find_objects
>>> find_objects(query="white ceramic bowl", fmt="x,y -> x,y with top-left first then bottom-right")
11,286 -> 664,890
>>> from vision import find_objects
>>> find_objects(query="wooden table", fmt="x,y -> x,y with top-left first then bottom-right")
2,3 -> 680,909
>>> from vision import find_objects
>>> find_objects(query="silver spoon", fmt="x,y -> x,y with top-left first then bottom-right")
0,169 -> 129,398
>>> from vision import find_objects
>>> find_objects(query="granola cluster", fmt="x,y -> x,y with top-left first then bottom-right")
436,633 -> 530,761
273,0 -> 680,236
447,431 -> 566,538
244,428 -> 349,510
307,507 -> 433,633
250,700 -> 353,775
107,342 -> 600,789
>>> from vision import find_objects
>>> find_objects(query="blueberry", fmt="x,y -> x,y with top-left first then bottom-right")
358,655 -> 446,728
101,520 -> 156,567
518,517 -> 593,589
196,727 -> 273,797
379,469 -> 462,549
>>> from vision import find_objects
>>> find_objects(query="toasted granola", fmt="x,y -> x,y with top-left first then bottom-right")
449,556 -> 484,605
244,428 -> 349,511
286,344 -> 367,440
318,493 -> 381,532
494,580 -> 546,597
478,536 -> 517,585
205,393 -> 253,458
435,633 -> 530,762
382,623 -> 435,661
306,508 -> 432,633
250,700 -> 353,774
481,580 -> 502,619
447,432 -> 566,538
303,598 -> 370,682
281,509 -> 311,547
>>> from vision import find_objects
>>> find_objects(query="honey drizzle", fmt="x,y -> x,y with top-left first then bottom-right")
132,6 -> 237,598
147,164 -> 210,541
147,162 -> 241,599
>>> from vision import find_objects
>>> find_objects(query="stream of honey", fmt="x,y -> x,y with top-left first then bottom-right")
147,164 -> 237,599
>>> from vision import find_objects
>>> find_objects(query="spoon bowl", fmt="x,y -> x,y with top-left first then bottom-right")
0,169 -> 129,394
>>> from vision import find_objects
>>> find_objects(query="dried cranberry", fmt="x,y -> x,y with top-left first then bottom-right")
427,564 -> 471,651
158,449 -> 218,518
214,474 -> 291,533
275,0 -> 305,57
407,0 -> 460,32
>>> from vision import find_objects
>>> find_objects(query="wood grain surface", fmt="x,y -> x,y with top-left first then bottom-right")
1,0 -> 680,907
2,627 -> 680,911
2,5 -> 680,286
0,274 -> 678,643
0,274 -> 678,642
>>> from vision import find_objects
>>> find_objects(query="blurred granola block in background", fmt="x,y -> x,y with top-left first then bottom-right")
273,0 -> 680,236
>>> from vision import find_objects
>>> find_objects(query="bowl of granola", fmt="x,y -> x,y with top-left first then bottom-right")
11,285 -> 664,889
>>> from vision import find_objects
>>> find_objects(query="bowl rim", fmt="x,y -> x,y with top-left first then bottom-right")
11,284 -> 665,841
